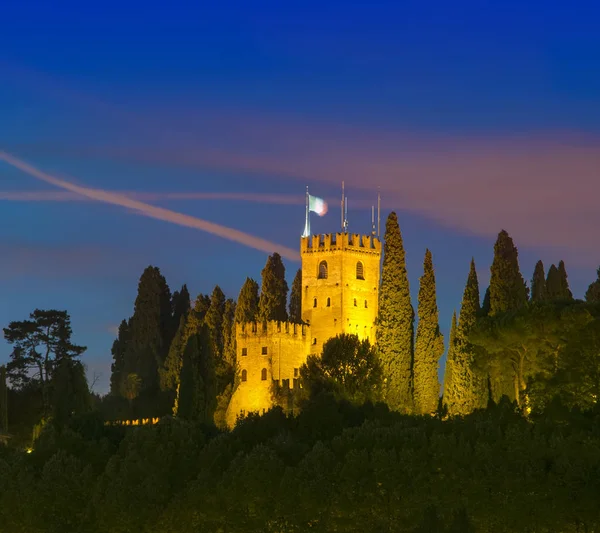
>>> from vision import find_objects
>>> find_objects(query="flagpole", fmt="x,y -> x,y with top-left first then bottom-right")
303,186 -> 310,237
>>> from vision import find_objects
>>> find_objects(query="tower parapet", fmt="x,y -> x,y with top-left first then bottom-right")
236,320 -> 309,338
301,232 -> 381,254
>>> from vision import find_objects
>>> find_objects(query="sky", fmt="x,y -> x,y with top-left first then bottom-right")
1,0 -> 599,394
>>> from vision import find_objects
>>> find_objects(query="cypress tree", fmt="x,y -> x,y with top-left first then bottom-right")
586,267 -> 600,303
413,249 -> 445,415
235,278 -> 260,323
109,319 -> 129,395
376,212 -> 415,413
289,268 -> 303,323
124,266 -> 172,394
442,311 -> 458,412
489,230 -> 528,315
0,365 -> 7,434
160,315 -> 187,391
481,287 -> 491,316
258,253 -> 289,322
558,260 -> 574,301
170,284 -> 191,338
546,264 -> 566,301
531,260 -> 547,302
205,285 -> 226,362
222,299 -> 236,367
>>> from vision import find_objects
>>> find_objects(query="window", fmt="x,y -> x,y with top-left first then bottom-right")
313,297 -> 317,308
356,261 -> 365,280
241,347 -> 248,356
241,369 -> 247,382
313,338 -> 317,345
364,300 -> 368,308
261,346 -> 268,355
294,368 -> 299,377
354,298 -> 357,306
318,260 -> 328,279
261,368 -> 267,381
326,297 -> 331,307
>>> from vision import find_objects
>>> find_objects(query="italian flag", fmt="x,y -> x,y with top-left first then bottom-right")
309,194 -> 327,216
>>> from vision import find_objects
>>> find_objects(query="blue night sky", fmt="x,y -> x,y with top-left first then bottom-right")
1,0 -> 599,394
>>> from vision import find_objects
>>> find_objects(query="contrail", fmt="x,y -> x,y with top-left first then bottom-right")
0,151 -> 300,261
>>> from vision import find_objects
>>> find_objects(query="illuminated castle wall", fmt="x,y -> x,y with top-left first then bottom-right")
226,232 -> 381,428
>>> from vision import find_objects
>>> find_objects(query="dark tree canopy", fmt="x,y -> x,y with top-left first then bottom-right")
204,285 -> 226,362
258,253 -> 289,322
170,284 -> 191,339
289,268 -> 303,323
222,299 -> 236,367
531,260 -> 547,303
0,366 -> 7,433
586,267 -> 600,303
3,309 -> 86,414
489,230 -> 528,315
235,278 -> 260,323
124,266 -> 172,395
413,249 -> 444,415
301,334 -> 382,404
110,319 -> 129,396
52,358 -> 91,430
376,212 -> 414,413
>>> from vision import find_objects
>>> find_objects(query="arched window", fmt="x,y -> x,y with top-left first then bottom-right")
261,368 -> 267,381
313,297 -> 317,308
326,297 -> 331,307
318,260 -> 328,279
241,369 -> 247,382
356,261 -> 365,280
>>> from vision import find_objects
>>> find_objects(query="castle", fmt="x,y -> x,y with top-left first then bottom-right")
226,231 -> 382,427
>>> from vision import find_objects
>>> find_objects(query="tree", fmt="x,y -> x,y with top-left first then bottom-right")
376,212 -> 415,413
489,230 -> 528,315
545,261 -> 573,302
557,261 -> 574,301
531,260 -> 547,303
586,267 -> 600,303
481,287 -> 491,316
442,311 -> 458,413
52,359 -> 91,429
289,268 -> 303,323
301,334 -> 382,404
0,366 -> 7,434
3,309 -> 86,415
235,278 -> 260,323
205,285 -> 226,362
110,319 -> 129,396
124,266 -> 172,394
170,284 -> 191,339
413,249 -> 445,415
160,315 -> 187,392
120,373 -> 141,412
222,299 -> 237,367
258,253 -> 289,322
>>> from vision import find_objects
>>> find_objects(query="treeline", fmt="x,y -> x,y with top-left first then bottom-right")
2,398 -> 600,532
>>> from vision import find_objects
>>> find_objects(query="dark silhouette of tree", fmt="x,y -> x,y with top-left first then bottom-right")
3,309 -> 86,415
586,267 -> 600,303
52,359 -> 91,429
120,373 -> 141,412
0,365 -> 7,434
170,284 -> 191,339
413,249 -> 444,415
258,253 -> 289,322
235,278 -> 260,323
222,298 -> 236,367
377,212 -> 414,412
546,261 -> 573,301
489,230 -> 528,315
205,285 -> 226,362
531,260 -> 547,302
289,268 -> 303,323
481,286 -> 491,316
109,319 -> 129,396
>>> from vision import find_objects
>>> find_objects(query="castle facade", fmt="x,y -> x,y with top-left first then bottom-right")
226,232 -> 381,427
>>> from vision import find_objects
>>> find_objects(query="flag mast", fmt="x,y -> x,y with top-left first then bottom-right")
303,185 -> 310,237
377,186 -> 381,238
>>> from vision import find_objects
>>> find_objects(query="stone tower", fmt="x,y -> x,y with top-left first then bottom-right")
301,232 -> 382,355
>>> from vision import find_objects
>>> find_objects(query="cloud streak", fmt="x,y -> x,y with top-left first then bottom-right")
0,151 -> 300,262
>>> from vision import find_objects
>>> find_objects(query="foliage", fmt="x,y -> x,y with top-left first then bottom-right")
289,267 -> 303,323
301,334 -> 383,405
413,249 -> 445,415
205,285 -> 226,362
235,277 -> 260,323
530,260 -> 547,302
586,267 -> 600,303
3,309 -> 86,415
52,359 -> 91,430
0,366 -> 7,434
488,230 -> 528,315
258,253 -> 289,322
109,319 -> 129,396
222,298 -> 236,367
546,261 -> 573,302
377,212 -> 415,412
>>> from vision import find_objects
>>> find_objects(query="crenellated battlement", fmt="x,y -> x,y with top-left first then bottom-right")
236,320 -> 309,338
301,233 -> 381,255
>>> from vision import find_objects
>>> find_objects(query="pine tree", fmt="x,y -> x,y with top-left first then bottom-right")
0,365 -> 7,434
531,260 -> 547,302
110,319 -> 129,395
442,311 -> 458,412
377,212 -> 415,412
586,267 -> 600,303
413,249 -> 445,415
489,230 -> 528,315
205,285 -> 226,362
222,299 -> 236,367
258,253 -> 289,322
289,268 -> 303,323
235,278 -> 260,323
124,266 -> 172,394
